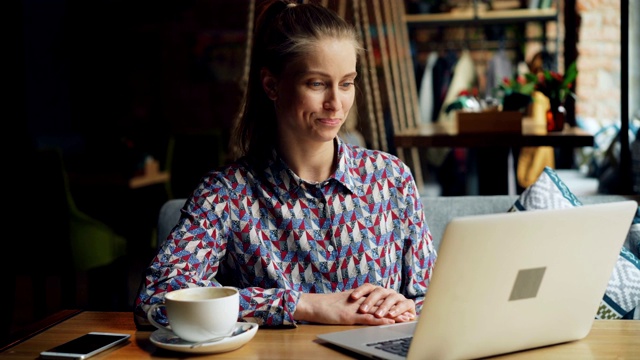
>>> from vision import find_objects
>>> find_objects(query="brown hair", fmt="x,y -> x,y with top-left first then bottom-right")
231,0 -> 362,168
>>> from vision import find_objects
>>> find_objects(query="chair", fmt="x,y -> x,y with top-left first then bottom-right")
157,198 -> 187,251
154,198 -> 238,288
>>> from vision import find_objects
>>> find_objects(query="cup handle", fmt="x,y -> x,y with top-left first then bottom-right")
147,303 -> 171,331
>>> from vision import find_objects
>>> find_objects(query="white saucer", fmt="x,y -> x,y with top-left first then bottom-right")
150,322 -> 259,354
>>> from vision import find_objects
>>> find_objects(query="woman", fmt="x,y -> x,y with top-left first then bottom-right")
135,0 -> 436,328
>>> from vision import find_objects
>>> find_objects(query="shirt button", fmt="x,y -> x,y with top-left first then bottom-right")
318,203 -> 324,209
327,245 -> 334,252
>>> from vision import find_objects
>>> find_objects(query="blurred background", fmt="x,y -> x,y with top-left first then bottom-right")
8,0 -> 250,346
5,0 -> 638,348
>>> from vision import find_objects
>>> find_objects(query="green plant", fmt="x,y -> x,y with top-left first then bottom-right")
499,73 -> 538,97
535,61 -> 578,103
499,73 -> 538,111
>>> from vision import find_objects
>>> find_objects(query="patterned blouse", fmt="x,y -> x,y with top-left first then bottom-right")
134,137 -> 436,327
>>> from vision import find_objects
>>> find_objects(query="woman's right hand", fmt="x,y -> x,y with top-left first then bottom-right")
295,291 -> 396,325
349,283 -> 416,322
294,286 -> 416,325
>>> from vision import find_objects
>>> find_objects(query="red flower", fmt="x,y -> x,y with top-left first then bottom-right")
535,61 -> 578,104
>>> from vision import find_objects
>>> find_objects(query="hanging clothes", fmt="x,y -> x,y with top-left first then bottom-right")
436,49 -> 476,125
426,50 -> 477,197
485,48 -> 513,99
426,50 -> 477,170
430,50 -> 458,122
418,51 -> 439,124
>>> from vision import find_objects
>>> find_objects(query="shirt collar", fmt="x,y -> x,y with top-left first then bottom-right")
264,137 -> 357,199
333,136 -> 357,193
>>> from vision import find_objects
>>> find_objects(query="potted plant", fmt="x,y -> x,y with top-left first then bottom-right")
499,73 -> 538,112
535,61 -> 578,132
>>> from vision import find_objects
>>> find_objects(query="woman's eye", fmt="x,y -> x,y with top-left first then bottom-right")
308,81 -> 324,88
341,81 -> 354,88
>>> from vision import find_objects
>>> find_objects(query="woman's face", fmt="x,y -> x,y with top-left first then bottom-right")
266,38 -> 357,147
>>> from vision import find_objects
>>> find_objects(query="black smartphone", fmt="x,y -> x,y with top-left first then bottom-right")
40,332 -> 130,359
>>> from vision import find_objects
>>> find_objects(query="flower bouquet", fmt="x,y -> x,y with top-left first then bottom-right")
535,61 -> 578,131
499,73 -> 538,112
535,61 -> 578,104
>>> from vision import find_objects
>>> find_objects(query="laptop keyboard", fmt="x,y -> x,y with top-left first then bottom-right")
367,336 -> 413,357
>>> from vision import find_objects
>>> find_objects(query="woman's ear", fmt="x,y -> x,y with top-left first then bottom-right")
261,68 -> 278,100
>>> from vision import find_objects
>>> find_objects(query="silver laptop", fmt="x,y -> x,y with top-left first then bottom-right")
317,201 -> 638,360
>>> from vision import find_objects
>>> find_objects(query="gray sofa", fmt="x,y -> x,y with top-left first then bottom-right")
421,195 -> 638,251
157,195 -> 639,252
155,194 -> 639,320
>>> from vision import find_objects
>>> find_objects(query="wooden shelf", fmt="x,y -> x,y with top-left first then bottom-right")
393,119 -> 594,148
404,8 -> 558,27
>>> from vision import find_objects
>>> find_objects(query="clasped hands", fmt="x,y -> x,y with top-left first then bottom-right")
295,283 -> 416,325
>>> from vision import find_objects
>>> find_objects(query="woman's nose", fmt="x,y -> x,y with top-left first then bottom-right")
323,89 -> 341,111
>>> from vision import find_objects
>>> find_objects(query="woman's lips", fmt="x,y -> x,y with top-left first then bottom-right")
318,118 -> 342,126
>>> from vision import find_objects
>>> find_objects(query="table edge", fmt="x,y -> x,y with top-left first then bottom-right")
0,309 -> 84,352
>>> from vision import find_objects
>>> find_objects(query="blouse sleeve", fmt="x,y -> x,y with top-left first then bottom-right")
134,179 -> 301,327
399,164 -> 437,313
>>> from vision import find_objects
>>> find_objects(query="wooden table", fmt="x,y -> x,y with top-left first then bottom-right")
393,119 -> 594,195
2,311 -> 638,359
393,119 -> 594,148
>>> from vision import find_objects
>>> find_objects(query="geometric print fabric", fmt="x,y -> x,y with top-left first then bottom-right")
135,137 -> 436,327
597,247 -> 640,319
509,166 -> 582,212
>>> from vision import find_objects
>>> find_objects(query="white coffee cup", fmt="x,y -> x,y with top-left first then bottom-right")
147,286 -> 239,342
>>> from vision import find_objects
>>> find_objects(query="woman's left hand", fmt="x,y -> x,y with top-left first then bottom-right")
349,283 -> 416,322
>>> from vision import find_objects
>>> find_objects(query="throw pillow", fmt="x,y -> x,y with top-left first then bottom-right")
597,247 -> 640,319
627,208 -> 640,259
510,166 -> 640,320
508,166 -> 582,212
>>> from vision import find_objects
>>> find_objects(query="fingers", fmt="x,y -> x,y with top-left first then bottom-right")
349,283 -> 377,299
390,310 -> 416,323
350,284 -> 416,319
350,284 -> 380,313
296,289 -> 415,325
375,297 -> 416,320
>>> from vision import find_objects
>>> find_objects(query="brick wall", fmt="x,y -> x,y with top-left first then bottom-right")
575,0 -> 622,122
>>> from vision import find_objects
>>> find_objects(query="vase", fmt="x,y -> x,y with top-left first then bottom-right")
503,92 -> 531,112
546,100 -> 566,132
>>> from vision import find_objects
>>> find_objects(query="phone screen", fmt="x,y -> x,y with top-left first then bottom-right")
40,332 -> 130,359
